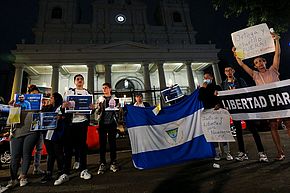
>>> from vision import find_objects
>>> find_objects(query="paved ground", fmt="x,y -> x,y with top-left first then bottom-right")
1,130 -> 290,193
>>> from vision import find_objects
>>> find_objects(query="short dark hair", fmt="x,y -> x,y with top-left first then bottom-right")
224,64 -> 234,69
204,71 -> 213,78
102,82 -> 111,88
74,74 -> 84,81
135,92 -> 143,97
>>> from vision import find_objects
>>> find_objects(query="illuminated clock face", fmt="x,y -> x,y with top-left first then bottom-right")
115,14 -> 126,24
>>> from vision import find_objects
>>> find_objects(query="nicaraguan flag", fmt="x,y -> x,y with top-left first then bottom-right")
125,90 -> 215,169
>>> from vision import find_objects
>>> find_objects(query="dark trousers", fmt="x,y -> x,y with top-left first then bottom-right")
235,120 -> 264,153
44,139 -> 64,175
63,121 -> 88,174
98,123 -> 117,164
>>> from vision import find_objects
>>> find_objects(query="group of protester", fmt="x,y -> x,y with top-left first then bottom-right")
2,74 -> 141,189
1,31 -> 288,189
199,32 -> 290,165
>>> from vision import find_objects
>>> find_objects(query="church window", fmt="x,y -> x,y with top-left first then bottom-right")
51,7 -> 62,19
173,12 -> 182,22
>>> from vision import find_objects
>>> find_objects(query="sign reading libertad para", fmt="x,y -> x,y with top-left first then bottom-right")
218,79 -> 290,120
231,23 -> 275,60
201,108 -> 235,143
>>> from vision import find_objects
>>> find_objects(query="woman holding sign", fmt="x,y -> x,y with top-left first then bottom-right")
233,32 -> 285,160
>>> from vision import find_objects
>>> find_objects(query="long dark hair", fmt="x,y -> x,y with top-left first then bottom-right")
52,92 -> 63,111
42,92 -> 63,112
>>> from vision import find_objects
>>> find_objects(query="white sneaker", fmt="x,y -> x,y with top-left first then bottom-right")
214,153 -> 221,161
235,152 -> 249,162
73,162 -> 80,170
109,163 -> 119,173
80,169 -> 91,180
225,152 -> 234,161
54,174 -> 69,186
19,178 -> 28,187
6,180 -> 18,189
258,152 -> 269,162
0,185 -> 8,192
97,163 -> 106,175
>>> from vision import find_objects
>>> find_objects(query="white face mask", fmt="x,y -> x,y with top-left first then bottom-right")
203,79 -> 212,84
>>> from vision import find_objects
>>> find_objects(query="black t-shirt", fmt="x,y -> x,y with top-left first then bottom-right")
198,84 -> 222,109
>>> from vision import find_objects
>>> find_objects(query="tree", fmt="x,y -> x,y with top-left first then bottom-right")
212,0 -> 290,32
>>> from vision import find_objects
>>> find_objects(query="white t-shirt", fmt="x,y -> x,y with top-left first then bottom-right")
64,88 -> 90,123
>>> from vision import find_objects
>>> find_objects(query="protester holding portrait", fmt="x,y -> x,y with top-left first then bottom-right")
96,82 -> 120,174
6,88 -> 41,188
54,74 -> 93,186
40,92 -> 65,183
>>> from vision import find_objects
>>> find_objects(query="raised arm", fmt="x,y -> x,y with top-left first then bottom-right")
232,47 -> 254,77
271,33 -> 281,71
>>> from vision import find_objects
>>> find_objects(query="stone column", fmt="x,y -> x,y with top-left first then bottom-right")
87,63 -> 95,94
11,63 -> 24,100
185,61 -> 195,92
156,61 -> 166,90
142,62 -> 152,103
212,62 -> 222,85
51,64 -> 60,93
104,64 -> 112,85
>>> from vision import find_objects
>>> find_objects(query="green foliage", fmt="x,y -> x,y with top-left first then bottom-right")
212,0 -> 290,32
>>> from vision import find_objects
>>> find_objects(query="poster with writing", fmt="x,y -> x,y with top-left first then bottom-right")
65,95 -> 93,114
201,108 -> 235,142
31,112 -> 58,131
231,23 -> 275,60
218,79 -> 290,120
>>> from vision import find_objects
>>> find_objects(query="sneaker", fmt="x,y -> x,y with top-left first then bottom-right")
54,174 -> 69,186
110,162 -> 119,173
33,168 -> 45,175
73,162 -> 80,170
97,163 -> 106,175
0,185 -> 8,192
235,152 -> 249,162
80,169 -> 91,180
19,178 -> 28,187
6,180 -> 18,189
258,152 -> 269,162
41,174 -> 52,184
225,152 -> 234,161
214,153 -> 221,161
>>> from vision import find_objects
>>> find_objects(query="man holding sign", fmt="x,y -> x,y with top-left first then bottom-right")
198,72 -> 234,163
54,74 -> 93,186
232,26 -> 285,161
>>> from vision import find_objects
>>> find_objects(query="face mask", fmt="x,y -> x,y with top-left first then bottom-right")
203,79 -> 212,84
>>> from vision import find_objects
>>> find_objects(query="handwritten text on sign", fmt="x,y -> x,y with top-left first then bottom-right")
231,23 -> 275,60
201,108 -> 235,142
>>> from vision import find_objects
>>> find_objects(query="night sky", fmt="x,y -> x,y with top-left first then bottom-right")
0,0 -> 289,101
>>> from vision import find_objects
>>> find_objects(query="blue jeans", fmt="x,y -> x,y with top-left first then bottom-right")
10,133 -> 39,180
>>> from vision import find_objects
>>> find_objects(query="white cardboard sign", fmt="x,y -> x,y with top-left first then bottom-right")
201,108 -> 235,142
231,23 -> 275,60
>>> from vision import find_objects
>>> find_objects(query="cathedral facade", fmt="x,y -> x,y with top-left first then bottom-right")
11,0 -> 221,104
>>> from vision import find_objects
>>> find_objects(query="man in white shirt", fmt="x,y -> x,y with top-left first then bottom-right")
54,74 -> 93,185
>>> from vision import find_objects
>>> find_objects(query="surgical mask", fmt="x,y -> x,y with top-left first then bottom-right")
203,79 -> 212,84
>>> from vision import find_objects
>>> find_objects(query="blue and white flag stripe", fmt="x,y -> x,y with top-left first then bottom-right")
126,90 -> 215,169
